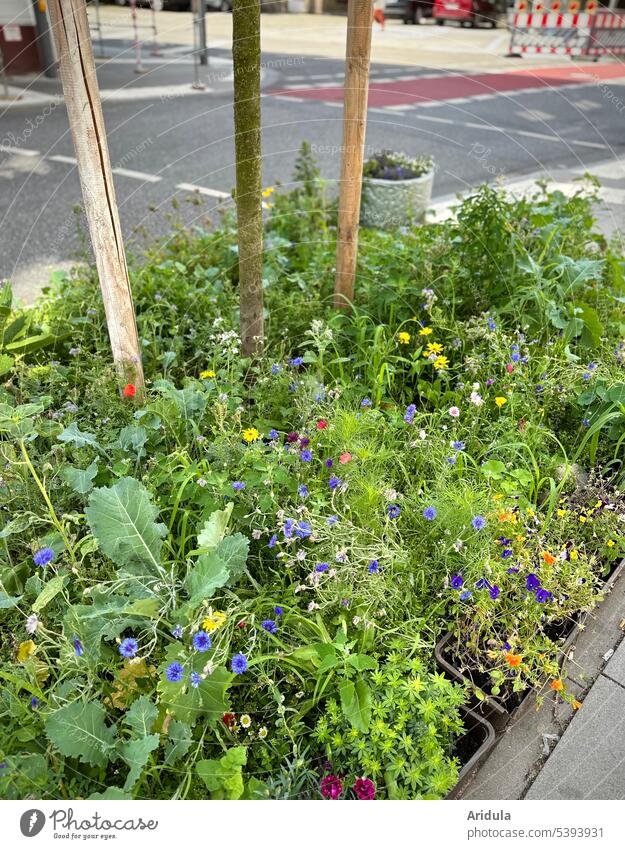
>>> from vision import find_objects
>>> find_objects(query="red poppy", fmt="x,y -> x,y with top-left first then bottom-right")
222,712 -> 236,728
122,383 -> 136,398
317,419 -> 328,430
237,620 -> 247,629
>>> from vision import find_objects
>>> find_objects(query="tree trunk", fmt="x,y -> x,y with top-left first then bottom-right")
334,0 -> 373,309
232,0 -> 264,358
47,0 -> 145,399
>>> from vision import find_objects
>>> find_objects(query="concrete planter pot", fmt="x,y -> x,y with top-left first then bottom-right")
447,706 -> 497,799
360,168 -> 434,229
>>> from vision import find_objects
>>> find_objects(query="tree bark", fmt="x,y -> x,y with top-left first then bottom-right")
48,0 -> 145,398
334,0 -> 373,309
232,0 -> 264,358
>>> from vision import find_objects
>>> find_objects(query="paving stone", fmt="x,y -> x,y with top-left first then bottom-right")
526,676 -> 625,800
603,638 -> 625,688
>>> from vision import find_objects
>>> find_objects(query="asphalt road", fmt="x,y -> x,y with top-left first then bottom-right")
1,43 -> 625,298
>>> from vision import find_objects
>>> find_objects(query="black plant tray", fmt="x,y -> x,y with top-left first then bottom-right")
447,705 -> 497,799
436,557 -> 625,731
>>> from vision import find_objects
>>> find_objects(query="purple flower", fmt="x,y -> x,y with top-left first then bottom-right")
460,590 -> 473,600
283,518 -> 295,539
73,637 -> 84,657
166,662 -> 184,683
289,356 -> 304,367
268,534 -> 278,548
119,638 -> 138,659
361,398 -> 372,408
404,404 -> 416,424
190,671 -> 202,688
300,437 -> 311,448
300,449 -> 313,462
320,774 -> 343,800
298,484 -> 309,498
451,440 -> 465,451
451,574 -> 463,589
295,521 -> 312,539
368,560 -> 379,573
271,363 -> 281,375
269,429 -> 279,439
232,481 -> 246,491
286,432 -> 299,443
172,624 -> 183,639
475,577 -> 490,590
327,515 -> 338,526
262,619 -> 278,634
329,476 -> 341,490
388,504 -> 401,519
33,547 -> 54,567
507,566 -> 520,574
536,588 -> 553,603
526,573 -> 541,591
316,562 -> 329,574
231,653 -> 248,674
274,606 -> 284,616
472,516 -> 486,531
30,696 -> 39,709
422,506 -> 437,521
325,458 -> 334,468
192,631 -> 212,652
489,585 -> 500,600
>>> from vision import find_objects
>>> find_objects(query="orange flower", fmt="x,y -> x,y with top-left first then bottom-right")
572,699 -> 582,710
122,383 -> 136,398
505,653 -> 522,668
542,552 -> 556,565
498,511 -> 516,524
550,679 -> 564,692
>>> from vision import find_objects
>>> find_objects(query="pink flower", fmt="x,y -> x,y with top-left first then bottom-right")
506,363 -> 514,374
320,774 -> 343,800
317,419 -> 328,430
339,452 -> 352,465
353,777 -> 375,800
448,406 -> 460,418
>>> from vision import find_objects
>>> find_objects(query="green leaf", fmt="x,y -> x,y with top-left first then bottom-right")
118,425 -> 148,455
32,574 -> 66,612
339,679 -> 372,733
197,503 -> 233,550
346,654 -> 378,672
607,383 -> 625,406
196,747 -> 247,799
86,477 -> 167,579
216,533 -> 249,585
0,591 -> 21,609
164,720 -> 193,765
0,353 -> 14,377
157,646 -> 231,724
480,459 -> 506,479
45,701 -> 117,768
88,788 -> 132,800
58,422 -> 102,452
120,734 -> 160,792
64,591 -> 150,659
0,513 -> 40,539
124,696 -> 158,738
60,460 -> 98,495
185,553 -> 230,604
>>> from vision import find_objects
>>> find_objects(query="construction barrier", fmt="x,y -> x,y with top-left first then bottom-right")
508,8 -> 625,56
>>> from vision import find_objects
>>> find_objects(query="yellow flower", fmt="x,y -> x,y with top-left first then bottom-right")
200,369 -> 216,379
495,397 -> 507,408
550,679 -> 564,692
557,509 -> 567,517
243,427 -> 260,443
419,326 -> 433,336
433,355 -> 449,370
607,539 -> 615,548
17,640 -> 36,662
424,342 -> 444,356
398,331 -> 411,345
572,699 -> 582,710
202,610 -> 227,632
570,549 -> 579,560
579,516 -> 587,524
261,186 -> 275,198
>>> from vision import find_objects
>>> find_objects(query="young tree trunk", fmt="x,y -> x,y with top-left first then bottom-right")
334,0 -> 373,309
232,0 -> 264,358
48,0 -> 145,398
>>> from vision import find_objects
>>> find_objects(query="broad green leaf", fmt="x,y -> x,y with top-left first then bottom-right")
86,477 -> 167,578
60,460 -> 98,495
153,380 -> 207,421
58,422 -> 102,451
185,553 -> 229,604
216,533 -> 249,585
64,591 -> 149,659
0,353 -> 14,377
164,720 -> 192,765
120,734 -> 160,792
118,425 -> 148,455
346,654 -> 378,672
480,459 -> 506,479
197,503 -> 233,550
32,574 -> 66,612
157,645 -> 231,724
196,747 -> 247,799
607,383 -> 625,405
0,591 -> 21,609
124,696 -> 158,738
339,679 -> 372,733
45,702 -> 117,768
123,597 -> 160,618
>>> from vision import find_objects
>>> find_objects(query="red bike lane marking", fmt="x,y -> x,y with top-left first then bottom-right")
271,63 -> 625,107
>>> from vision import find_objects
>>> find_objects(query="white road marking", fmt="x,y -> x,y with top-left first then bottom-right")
177,182 -> 230,199
112,167 -> 162,183
48,154 -> 77,165
0,145 -> 39,157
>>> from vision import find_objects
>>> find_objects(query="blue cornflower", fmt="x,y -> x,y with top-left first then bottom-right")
325,458 -> 334,468
526,573 -> 541,591
451,440 -> 465,451
119,638 -> 138,659
582,372 -> 591,381
231,653 -> 248,675
588,362 -> 597,370
288,383 -> 297,393
269,429 -> 279,439
361,398 -> 372,408
172,624 -> 183,639
316,562 -> 329,573
232,481 -> 246,491
368,560 -> 379,573
166,662 -> 184,683
536,588 -> 553,603
451,574 -> 463,589
447,456 -> 457,465
192,631 -> 212,652
190,672 -> 202,689
274,606 -> 284,616
33,547 -> 54,567
73,637 -> 84,657
489,585 -> 500,600
329,476 -> 341,490
262,619 -> 278,634
268,534 -> 278,548
487,317 -> 496,331
388,504 -> 401,519
404,404 -> 416,424
511,352 -> 521,363
472,515 -> 487,531
582,418 -> 590,427
289,356 -> 304,367
300,449 -> 313,462
422,506 -> 437,521
460,590 -> 473,600
295,521 -> 312,539
271,363 -> 281,374
283,518 -> 295,539
327,515 -> 338,526
502,640 -> 511,651
30,697 -> 39,709
298,484 -> 309,498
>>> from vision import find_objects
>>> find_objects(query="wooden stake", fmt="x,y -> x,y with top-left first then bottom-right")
232,0 -> 264,358
334,0 -> 373,310
48,0 -> 145,397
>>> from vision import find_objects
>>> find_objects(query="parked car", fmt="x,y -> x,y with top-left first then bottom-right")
433,0 -> 498,26
386,0 -> 435,24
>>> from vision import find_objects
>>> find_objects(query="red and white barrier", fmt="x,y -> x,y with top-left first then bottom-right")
509,10 -> 625,56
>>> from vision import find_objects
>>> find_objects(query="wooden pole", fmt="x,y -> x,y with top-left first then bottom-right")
232,0 -> 264,358
47,0 -> 145,398
334,0 -> 373,310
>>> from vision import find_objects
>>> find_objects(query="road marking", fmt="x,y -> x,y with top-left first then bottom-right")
0,145 -> 39,157
270,94 -> 306,103
112,167 -> 162,183
177,182 -> 230,199
48,154 -> 77,165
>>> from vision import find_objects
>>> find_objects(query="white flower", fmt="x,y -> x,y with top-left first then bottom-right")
252,529 -> 262,540
419,429 -> 427,440
25,613 -> 39,634
470,391 -> 483,406
240,714 -> 252,728
258,726 -> 268,739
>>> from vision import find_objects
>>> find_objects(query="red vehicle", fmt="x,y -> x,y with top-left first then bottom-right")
433,0 -> 499,26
